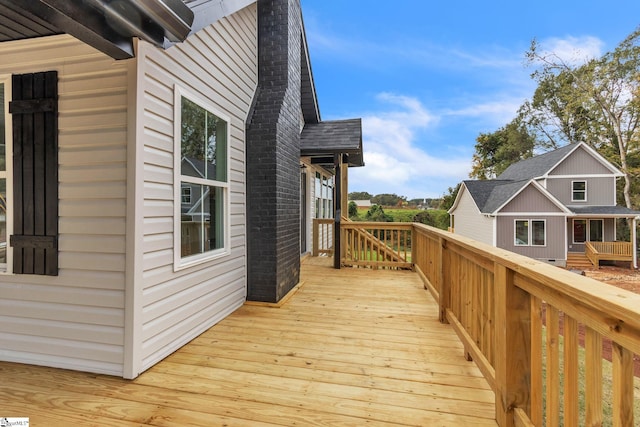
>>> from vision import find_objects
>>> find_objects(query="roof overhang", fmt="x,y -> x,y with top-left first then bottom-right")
300,119 -> 364,167
0,0 -> 195,59
569,205 -> 640,218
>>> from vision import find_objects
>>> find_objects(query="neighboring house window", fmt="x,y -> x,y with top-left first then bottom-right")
174,88 -> 229,268
514,219 -> 546,246
572,181 -> 586,202
181,186 -> 191,204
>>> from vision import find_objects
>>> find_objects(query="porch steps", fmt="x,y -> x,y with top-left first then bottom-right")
566,252 -> 594,270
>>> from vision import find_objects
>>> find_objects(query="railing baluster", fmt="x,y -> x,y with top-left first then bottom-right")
585,326 -> 603,426
612,342 -> 634,427
563,316 -> 579,426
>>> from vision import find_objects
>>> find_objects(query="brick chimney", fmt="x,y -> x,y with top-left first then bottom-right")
245,0 -> 302,302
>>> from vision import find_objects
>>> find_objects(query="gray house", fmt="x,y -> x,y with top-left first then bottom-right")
0,0 -> 362,379
449,142 -> 640,268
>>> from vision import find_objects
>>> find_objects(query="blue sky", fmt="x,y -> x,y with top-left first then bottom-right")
301,0 -> 640,200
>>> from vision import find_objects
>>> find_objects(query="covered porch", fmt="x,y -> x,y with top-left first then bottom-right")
0,256 -> 496,426
568,208 -> 639,269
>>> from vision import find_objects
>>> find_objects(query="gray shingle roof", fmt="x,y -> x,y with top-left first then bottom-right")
300,119 -> 364,166
570,206 -> 640,216
463,179 -> 528,213
497,143 -> 576,180
460,143 -> 640,217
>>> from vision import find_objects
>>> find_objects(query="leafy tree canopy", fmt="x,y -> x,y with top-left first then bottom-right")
470,116 -> 539,179
348,191 -> 373,200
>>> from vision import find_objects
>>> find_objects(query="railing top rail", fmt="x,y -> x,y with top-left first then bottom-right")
341,221 -> 413,230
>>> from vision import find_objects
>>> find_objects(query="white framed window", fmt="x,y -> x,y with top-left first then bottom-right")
514,219 -> 546,247
173,87 -> 230,269
314,171 -> 334,219
0,77 -> 11,273
589,219 -> 603,242
572,180 -> 586,202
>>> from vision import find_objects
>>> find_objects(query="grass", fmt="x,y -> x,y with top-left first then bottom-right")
541,328 -> 640,426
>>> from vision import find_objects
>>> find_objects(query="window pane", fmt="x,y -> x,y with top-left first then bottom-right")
181,97 -> 227,182
574,220 -> 586,243
515,220 -> 528,245
589,220 -> 603,242
0,82 -> 4,172
572,181 -> 586,201
180,184 -> 224,258
532,220 -> 545,246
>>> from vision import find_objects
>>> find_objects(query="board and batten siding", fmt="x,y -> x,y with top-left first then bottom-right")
134,4 -> 257,374
546,176 -> 616,206
499,184 -> 564,214
496,215 -> 566,261
549,145 -> 613,176
0,35 -> 129,375
451,186 -> 493,245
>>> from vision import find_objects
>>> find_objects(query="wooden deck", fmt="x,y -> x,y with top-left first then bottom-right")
0,257 -> 497,426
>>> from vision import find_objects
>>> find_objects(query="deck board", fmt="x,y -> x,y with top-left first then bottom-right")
0,258 -> 497,426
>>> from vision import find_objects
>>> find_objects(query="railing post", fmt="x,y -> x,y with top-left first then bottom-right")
312,219 -> 319,257
494,263 -> 531,427
334,213 -> 341,269
439,237 -> 450,324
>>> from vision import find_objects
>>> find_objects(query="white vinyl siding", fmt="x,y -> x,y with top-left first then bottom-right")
136,5 -> 257,373
0,35 -> 129,375
450,187 -> 493,245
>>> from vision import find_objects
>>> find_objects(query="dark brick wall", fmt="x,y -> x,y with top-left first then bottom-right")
246,0 -> 302,302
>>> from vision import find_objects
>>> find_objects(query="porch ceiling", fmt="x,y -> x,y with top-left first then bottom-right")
0,0 -> 194,59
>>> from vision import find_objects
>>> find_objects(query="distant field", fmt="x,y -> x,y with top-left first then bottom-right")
355,207 -> 449,230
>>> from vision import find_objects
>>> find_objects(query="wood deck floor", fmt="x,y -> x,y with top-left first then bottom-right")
0,258 -> 497,426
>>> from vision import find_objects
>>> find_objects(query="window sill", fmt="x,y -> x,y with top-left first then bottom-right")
174,248 -> 230,272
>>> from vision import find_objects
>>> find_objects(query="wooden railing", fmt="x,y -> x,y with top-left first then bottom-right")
312,218 -> 334,256
340,221 -> 412,269
585,241 -> 633,267
334,221 -> 640,426
413,223 -> 640,427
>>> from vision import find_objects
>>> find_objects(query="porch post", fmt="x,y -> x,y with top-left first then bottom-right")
333,153 -> 342,269
633,217 -> 637,269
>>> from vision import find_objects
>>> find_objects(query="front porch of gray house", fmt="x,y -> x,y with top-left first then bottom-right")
4,220 -> 640,426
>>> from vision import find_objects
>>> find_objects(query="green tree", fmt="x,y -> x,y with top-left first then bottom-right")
365,204 -> 392,222
371,193 -> 406,206
470,117 -> 539,179
348,201 -> 359,218
439,184 -> 460,211
348,191 -> 373,200
525,29 -> 640,209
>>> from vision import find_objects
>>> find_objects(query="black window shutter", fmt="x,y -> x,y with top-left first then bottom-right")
9,71 -> 58,276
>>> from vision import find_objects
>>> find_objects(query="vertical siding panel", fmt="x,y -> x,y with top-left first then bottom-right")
138,5 -> 257,371
0,35 -> 128,376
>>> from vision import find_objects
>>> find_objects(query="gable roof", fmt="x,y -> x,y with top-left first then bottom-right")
497,143 -> 575,180
453,142 -> 638,217
498,142 -> 622,180
460,179 -> 568,215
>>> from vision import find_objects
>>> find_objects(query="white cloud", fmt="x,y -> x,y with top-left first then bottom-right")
349,94 -> 471,199
534,35 -> 604,66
